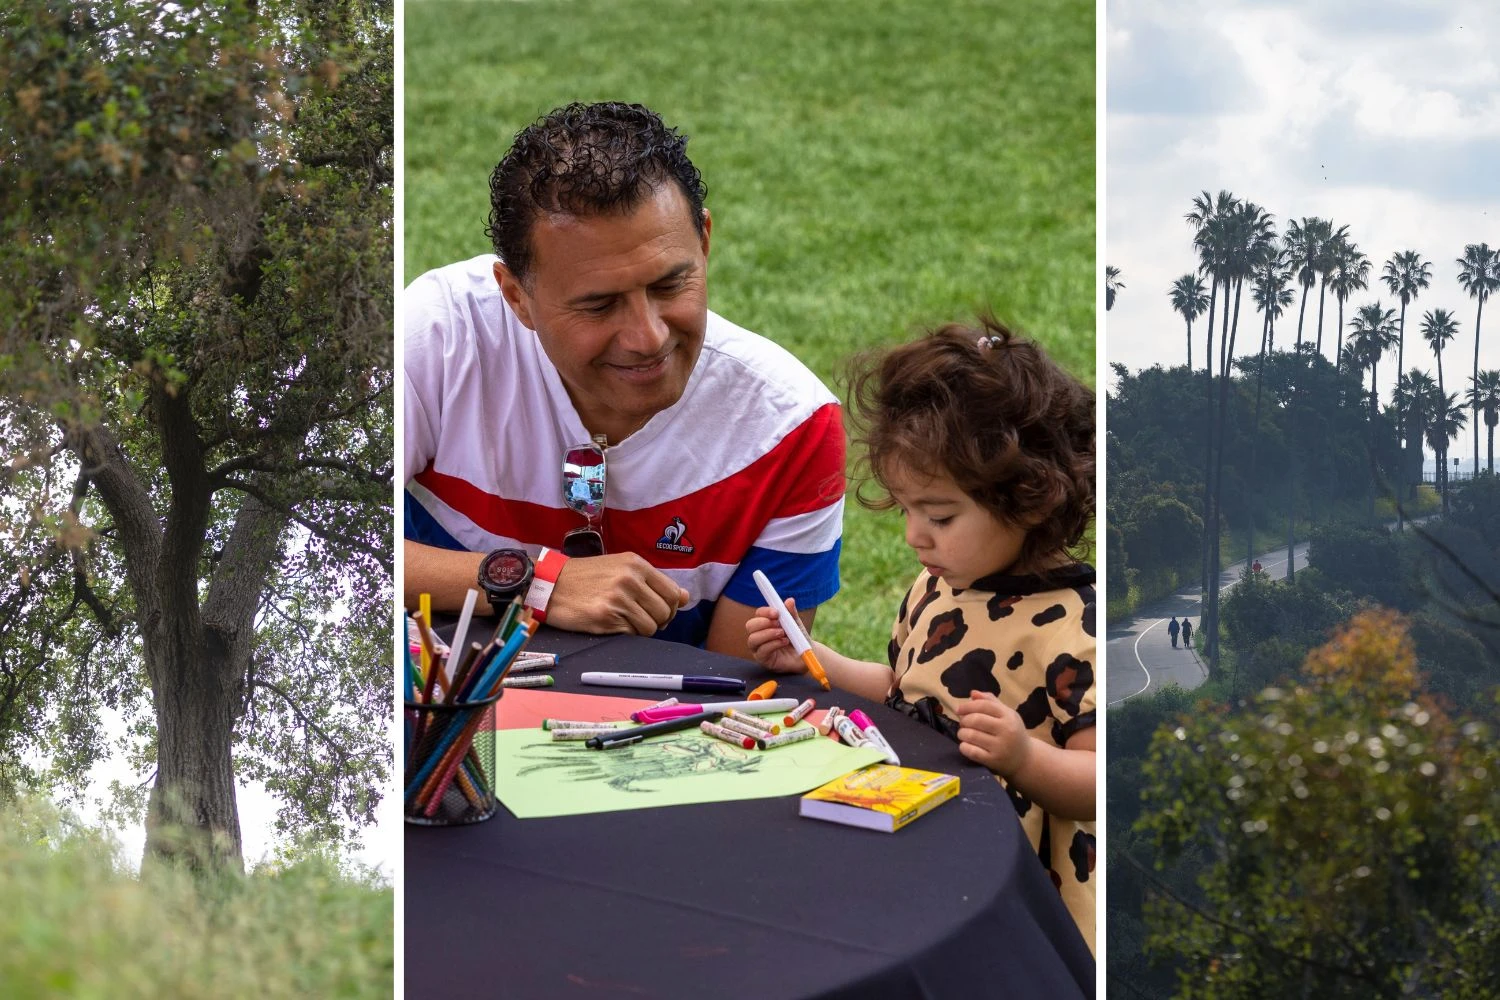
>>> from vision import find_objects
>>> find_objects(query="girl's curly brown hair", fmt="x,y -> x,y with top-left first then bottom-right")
847,316 -> 1095,576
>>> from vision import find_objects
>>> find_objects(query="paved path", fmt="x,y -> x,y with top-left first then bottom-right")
1105,541 -> 1310,707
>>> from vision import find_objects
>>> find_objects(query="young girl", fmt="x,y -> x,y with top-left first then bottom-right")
746,318 -> 1096,949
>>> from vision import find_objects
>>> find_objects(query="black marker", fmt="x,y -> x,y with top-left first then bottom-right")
585,709 -> 725,750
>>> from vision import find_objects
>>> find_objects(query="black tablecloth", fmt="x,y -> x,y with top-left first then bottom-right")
405,627 -> 1094,999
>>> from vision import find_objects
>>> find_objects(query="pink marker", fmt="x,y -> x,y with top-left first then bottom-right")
848,709 -> 900,766
632,697 -> 799,724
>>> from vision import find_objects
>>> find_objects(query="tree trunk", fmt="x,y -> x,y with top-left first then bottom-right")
1247,310 -> 1270,567
1186,319 -> 1193,371
1315,277 -> 1328,357
144,635 -> 245,871
65,401 -> 287,872
1207,276 -> 1245,668
1296,282 -> 1310,350
1474,293 -> 1485,477
1201,277 -> 1219,595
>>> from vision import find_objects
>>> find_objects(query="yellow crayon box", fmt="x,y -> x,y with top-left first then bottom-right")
799,764 -> 959,833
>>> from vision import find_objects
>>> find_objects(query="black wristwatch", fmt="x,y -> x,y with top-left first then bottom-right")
478,548 -> 534,609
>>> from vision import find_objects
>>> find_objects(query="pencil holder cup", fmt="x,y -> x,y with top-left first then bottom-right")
404,691 -> 501,826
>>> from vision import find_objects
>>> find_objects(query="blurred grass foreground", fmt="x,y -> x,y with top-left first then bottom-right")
0,801 -> 393,999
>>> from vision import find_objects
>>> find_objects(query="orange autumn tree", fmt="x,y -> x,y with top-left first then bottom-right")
1140,610 -> 1500,999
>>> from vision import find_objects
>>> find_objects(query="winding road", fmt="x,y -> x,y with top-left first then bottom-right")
1105,541 -> 1310,707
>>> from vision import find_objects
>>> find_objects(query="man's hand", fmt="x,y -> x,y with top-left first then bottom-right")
954,691 -> 1032,777
547,552 -> 690,636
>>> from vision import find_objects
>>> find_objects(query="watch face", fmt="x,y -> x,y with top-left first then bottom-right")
482,550 -> 531,591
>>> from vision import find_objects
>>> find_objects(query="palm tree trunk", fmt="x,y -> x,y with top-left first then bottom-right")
1200,278 -> 1219,594
1335,297 -> 1347,373
1246,310 -> 1270,566
1315,277 -> 1329,357
1207,277 -> 1245,668
1437,351 -> 1447,513
1474,293 -> 1486,477
1296,282 -> 1311,350
1186,318 -> 1193,371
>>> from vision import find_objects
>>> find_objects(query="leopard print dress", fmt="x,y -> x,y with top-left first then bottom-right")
885,563 -> 1097,952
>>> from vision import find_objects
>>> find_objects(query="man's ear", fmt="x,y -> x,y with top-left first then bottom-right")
700,209 -> 712,260
493,260 -> 535,330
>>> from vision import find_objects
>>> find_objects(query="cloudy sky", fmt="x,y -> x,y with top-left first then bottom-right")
1108,0 -> 1500,463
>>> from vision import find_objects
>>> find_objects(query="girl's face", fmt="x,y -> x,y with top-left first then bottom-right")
885,465 -> 1028,588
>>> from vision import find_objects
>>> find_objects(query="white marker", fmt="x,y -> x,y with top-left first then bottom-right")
751,570 -> 830,690
580,672 -> 746,695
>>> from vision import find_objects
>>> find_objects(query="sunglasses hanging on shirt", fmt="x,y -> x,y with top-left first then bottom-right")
560,435 -> 608,557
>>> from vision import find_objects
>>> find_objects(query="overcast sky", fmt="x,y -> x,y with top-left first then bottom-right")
1108,0 -> 1500,462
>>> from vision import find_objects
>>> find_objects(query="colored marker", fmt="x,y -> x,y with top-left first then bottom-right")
700,720 -> 756,750
718,716 -> 771,742
724,708 -> 779,735
585,709 -> 725,750
513,651 -> 558,666
833,712 -> 873,749
747,679 -> 778,700
644,697 -> 680,710
551,726 -> 623,741
542,719 -> 628,731
581,672 -> 746,695
631,697 -> 799,724
759,726 -> 818,749
784,698 -> 816,727
849,709 -> 901,765
501,674 -> 554,688
818,706 -> 843,737
751,570 -> 830,690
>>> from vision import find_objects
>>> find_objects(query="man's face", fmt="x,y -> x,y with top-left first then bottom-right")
495,183 -> 711,444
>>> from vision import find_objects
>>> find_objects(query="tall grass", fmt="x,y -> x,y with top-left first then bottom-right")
406,0 -> 1096,660
0,802 -> 393,999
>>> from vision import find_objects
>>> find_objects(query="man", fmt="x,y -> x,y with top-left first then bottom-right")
1167,615 -> 1179,649
403,102 -> 845,656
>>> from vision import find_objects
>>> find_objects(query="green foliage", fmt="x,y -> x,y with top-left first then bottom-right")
405,0 -> 1096,662
0,800 -> 393,998
1140,612 -> 1500,997
1,0 -> 394,858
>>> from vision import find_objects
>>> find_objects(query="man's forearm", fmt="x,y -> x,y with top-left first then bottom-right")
404,539 -> 488,614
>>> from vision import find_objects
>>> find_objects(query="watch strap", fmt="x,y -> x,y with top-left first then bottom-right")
525,547 -> 568,624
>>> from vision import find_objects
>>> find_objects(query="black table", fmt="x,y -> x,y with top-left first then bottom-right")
405,628 -> 1094,999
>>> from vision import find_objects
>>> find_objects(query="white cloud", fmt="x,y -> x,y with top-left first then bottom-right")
1107,0 -> 1500,463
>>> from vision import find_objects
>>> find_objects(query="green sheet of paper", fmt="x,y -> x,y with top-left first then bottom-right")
492,723 -> 886,818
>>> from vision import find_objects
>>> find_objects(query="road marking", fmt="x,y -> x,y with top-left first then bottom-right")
1108,618 -> 1161,707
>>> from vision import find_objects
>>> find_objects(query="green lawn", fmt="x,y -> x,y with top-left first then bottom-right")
406,0 -> 1096,661
0,803 -> 392,999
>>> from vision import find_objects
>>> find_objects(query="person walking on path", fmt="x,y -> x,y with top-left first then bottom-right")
1167,615 -> 1180,649
1180,617 -> 1193,649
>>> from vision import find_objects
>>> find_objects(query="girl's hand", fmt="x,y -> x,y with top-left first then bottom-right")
744,598 -> 808,675
954,691 -> 1032,777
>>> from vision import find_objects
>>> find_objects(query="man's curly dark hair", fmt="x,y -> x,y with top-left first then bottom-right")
485,102 -> 708,284
847,316 -> 1096,576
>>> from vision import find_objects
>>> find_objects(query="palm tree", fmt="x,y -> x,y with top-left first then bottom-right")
1106,266 -> 1124,311
1425,391 -> 1468,514
1348,302 -> 1399,420
1458,243 -> 1500,476
1313,223 -> 1351,357
1393,369 -> 1439,528
1251,253 -> 1294,352
1421,308 -> 1459,407
1169,273 -> 1208,370
1284,217 -> 1331,350
1202,199 -> 1276,666
1327,238 -> 1370,370
1380,250 -> 1433,403
1465,369 -> 1500,474
1422,309 -> 1459,511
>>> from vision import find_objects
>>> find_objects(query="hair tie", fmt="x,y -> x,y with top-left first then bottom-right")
977,335 -> 1002,351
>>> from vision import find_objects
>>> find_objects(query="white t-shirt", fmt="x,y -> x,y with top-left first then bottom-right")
403,254 -> 846,646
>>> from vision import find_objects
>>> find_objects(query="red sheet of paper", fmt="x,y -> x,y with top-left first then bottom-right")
494,687 -> 835,735
493,688 -> 660,729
